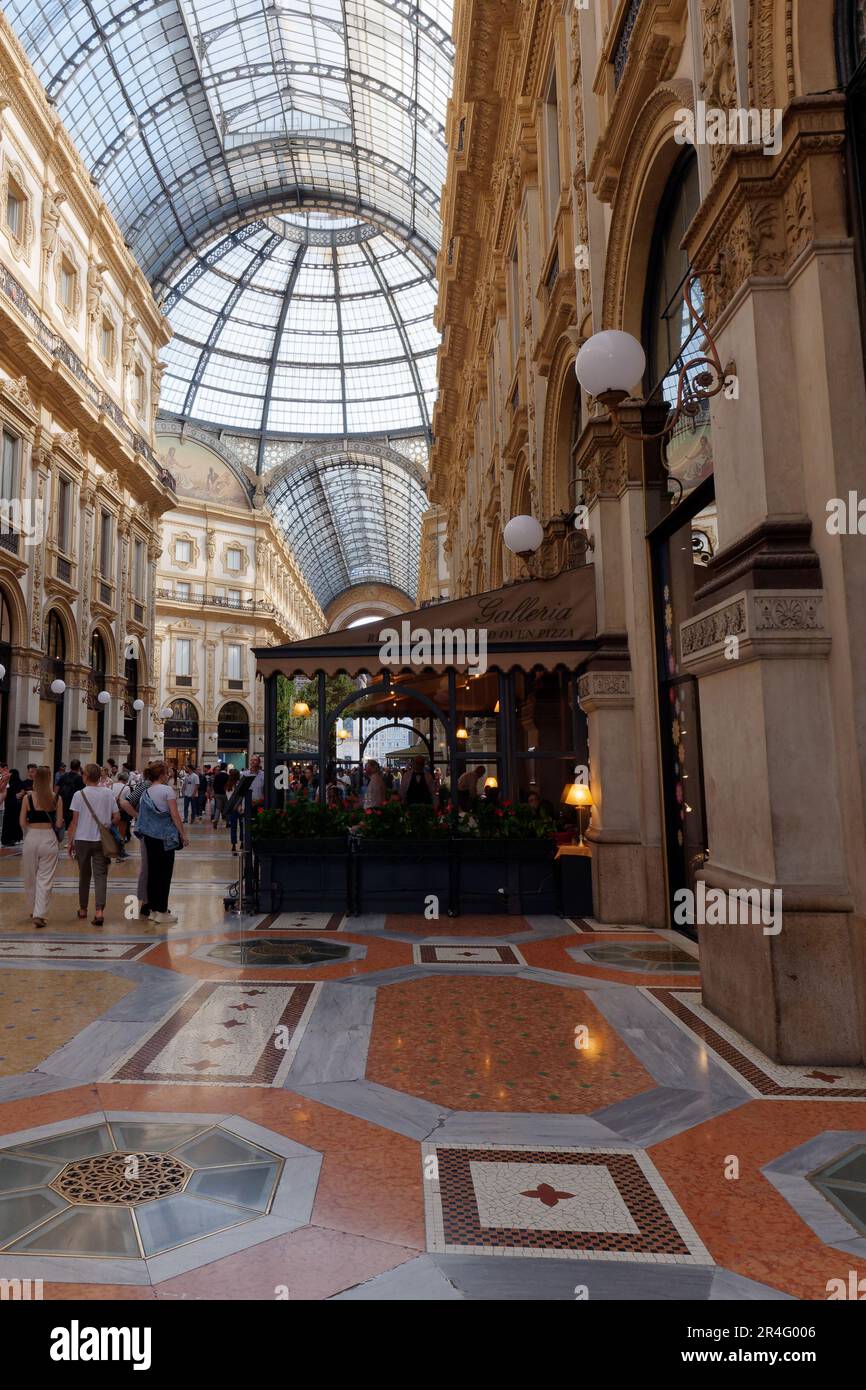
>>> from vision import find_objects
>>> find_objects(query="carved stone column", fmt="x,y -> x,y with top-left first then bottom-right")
577,671 -> 656,925
680,590 -> 860,1064
682,96 -> 866,1064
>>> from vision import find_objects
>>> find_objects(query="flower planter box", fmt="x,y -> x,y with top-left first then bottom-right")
255,837 -> 351,913
352,837 -> 452,914
455,838 -> 558,915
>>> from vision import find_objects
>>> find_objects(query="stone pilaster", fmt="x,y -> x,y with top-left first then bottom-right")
680,590 -> 861,1064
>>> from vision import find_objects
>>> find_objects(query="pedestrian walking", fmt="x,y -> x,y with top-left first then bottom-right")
181,766 -> 199,823
20,766 -> 64,927
68,763 -> 120,926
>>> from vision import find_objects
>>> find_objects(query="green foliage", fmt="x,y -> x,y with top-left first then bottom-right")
275,673 -> 360,752
253,795 -> 554,842
252,801 -> 351,840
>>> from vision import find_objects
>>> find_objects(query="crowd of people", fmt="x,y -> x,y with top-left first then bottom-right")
0,754 -> 267,931
1,749 -> 572,929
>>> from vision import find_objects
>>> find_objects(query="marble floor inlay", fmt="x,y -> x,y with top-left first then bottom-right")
644,989 -> 866,1099
412,944 -> 527,967
107,981 -> 322,1086
422,1141 -> 712,1263
1,824 -> 863,1300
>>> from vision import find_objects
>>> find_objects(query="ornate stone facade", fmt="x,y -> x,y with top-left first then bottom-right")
429,0 -> 866,1064
153,429 -> 324,768
0,13 -> 172,769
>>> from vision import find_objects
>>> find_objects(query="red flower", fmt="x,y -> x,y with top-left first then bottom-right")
495,809 -> 504,817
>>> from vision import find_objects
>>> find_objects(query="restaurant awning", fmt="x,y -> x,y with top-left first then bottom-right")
253,566 -> 598,679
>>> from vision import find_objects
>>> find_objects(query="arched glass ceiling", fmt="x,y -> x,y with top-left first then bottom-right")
159,210 -> 438,438
6,0 -> 453,287
267,449 -> 426,606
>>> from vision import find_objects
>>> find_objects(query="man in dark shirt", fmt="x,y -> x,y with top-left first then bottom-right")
211,765 -> 229,828
58,759 -> 85,829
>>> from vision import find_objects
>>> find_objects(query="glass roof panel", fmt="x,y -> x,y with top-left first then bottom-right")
5,1 -> 444,603
158,215 -> 437,439
6,0 -> 453,285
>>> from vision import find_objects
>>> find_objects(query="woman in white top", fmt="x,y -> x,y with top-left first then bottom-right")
68,763 -> 121,926
21,766 -> 64,928
363,759 -> 387,809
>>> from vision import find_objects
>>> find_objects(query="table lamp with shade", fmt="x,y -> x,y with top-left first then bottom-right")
562,780 -> 593,845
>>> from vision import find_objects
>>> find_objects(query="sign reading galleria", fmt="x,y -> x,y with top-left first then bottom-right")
254,567 -> 598,678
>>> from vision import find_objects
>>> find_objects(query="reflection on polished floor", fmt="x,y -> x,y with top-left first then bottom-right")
0,825 -> 864,1300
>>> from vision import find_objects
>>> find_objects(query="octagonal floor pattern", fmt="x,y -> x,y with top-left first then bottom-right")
0,822 -> 865,1300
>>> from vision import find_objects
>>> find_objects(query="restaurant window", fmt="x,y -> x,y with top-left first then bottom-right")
175,637 -> 191,678
1,429 -> 19,503
99,510 -> 113,578
5,176 -> 25,241
56,475 -> 72,553
132,537 -> 145,597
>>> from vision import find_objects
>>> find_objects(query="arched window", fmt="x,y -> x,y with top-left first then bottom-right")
0,588 -> 12,646
838,0 -> 866,355
90,631 -> 107,678
0,590 -> 10,761
44,610 -> 66,662
170,699 -> 197,721
643,150 -> 712,496
219,701 -> 248,723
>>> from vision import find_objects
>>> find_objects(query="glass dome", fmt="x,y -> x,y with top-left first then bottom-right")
159,212 -> 438,438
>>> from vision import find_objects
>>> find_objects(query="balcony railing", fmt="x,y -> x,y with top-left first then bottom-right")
155,587 -> 292,625
0,264 -> 173,489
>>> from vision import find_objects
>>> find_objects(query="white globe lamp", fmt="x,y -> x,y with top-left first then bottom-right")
50,678 -> 66,696
0,663 -> 5,681
503,514 -> 544,557
160,706 -> 173,720
575,330 -> 646,405
132,698 -> 145,712
97,690 -> 111,705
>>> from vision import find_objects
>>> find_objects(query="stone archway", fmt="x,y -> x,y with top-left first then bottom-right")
325,583 -> 415,631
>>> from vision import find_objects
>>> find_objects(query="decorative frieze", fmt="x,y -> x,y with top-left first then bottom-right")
577,671 -> 632,712
680,589 -> 829,675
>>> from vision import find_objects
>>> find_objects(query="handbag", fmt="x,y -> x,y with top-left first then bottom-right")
80,790 -> 120,859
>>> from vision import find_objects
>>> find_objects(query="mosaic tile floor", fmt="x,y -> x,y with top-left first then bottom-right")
0,822 -> 863,1299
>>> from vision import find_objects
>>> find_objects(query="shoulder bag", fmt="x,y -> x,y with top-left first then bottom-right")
80,790 -> 120,859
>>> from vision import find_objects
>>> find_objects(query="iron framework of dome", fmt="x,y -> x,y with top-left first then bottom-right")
158,211 -> 438,441
6,0 -> 453,605
266,442 -> 427,605
8,0 -> 453,288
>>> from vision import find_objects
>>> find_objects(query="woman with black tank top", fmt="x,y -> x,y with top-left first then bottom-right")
21,766 -> 64,927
